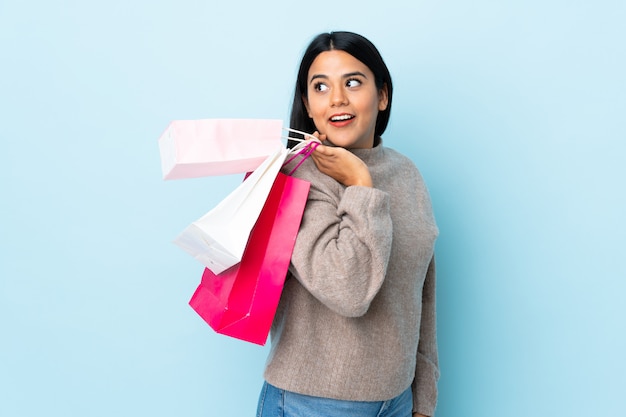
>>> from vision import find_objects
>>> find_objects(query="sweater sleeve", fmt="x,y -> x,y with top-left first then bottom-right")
412,256 -> 440,415
288,181 -> 393,318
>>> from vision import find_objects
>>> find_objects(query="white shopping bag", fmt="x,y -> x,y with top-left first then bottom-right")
158,119 -> 284,180
172,145 -> 290,274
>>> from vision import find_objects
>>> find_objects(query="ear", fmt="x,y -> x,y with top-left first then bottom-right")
378,84 -> 389,112
302,95 -> 312,118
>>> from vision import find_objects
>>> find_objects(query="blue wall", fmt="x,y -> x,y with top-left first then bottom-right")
1,1 -> 624,416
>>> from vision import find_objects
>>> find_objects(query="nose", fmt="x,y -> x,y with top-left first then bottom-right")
330,87 -> 348,106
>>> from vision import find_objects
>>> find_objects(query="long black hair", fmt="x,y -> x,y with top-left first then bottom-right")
288,31 -> 393,148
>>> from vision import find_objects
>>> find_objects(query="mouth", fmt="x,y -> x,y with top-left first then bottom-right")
329,113 -> 355,125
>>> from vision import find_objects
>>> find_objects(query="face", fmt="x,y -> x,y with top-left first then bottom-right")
303,50 -> 388,149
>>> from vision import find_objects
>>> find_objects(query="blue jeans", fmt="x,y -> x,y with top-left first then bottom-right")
256,381 -> 413,417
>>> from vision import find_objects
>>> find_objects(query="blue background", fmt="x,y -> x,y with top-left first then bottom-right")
1,1 -> 624,416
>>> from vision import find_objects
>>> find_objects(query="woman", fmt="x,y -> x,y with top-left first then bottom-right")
257,31 -> 439,417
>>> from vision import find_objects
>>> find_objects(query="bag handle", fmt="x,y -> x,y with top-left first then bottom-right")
283,141 -> 320,176
279,127 -> 321,175
282,127 -> 318,143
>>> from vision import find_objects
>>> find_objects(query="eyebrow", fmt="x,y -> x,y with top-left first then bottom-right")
309,71 -> 368,84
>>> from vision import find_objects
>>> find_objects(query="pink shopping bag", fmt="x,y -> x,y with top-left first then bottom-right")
188,171 -> 311,345
158,118 -> 283,180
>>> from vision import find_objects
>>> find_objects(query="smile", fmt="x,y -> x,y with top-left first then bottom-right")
330,114 -> 355,122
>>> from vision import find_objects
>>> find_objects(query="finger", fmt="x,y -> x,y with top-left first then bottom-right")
312,142 -> 328,154
311,131 -> 327,142
302,132 -> 322,147
315,144 -> 345,160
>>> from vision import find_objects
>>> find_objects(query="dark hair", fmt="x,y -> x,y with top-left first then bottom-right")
288,31 -> 393,148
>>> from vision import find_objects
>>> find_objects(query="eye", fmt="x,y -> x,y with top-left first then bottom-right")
313,82 -> 329,92
346,78 -> 362,88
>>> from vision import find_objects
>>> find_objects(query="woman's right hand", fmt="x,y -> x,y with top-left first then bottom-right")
308,132 -> 373,187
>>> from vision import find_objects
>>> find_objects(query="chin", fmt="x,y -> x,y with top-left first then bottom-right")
325,134 -> 360,148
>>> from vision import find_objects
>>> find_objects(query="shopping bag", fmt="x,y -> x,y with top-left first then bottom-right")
173,145 -> 289,274
158,118 -> 283,180
188,171 -> 311,345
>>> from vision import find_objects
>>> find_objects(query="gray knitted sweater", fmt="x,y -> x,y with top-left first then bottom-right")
264,142 -> 439,416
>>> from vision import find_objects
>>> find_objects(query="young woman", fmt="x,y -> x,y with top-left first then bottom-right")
257,31 -> 439,417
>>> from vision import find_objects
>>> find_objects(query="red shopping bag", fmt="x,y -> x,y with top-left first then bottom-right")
188,171 -> 310,345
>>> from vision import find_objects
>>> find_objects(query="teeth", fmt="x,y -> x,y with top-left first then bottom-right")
331,115 -> 353,121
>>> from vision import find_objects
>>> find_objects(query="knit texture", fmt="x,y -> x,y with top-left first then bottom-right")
264,142 -> 440,415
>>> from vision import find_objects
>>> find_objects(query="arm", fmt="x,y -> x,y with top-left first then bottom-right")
412,256 -> 440,416
288,143 -> 393,317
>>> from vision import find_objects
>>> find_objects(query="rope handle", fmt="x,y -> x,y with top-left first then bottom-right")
283,141 -> 320,176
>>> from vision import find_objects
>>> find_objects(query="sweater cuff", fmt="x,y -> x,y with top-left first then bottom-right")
412,362 -> 439,415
